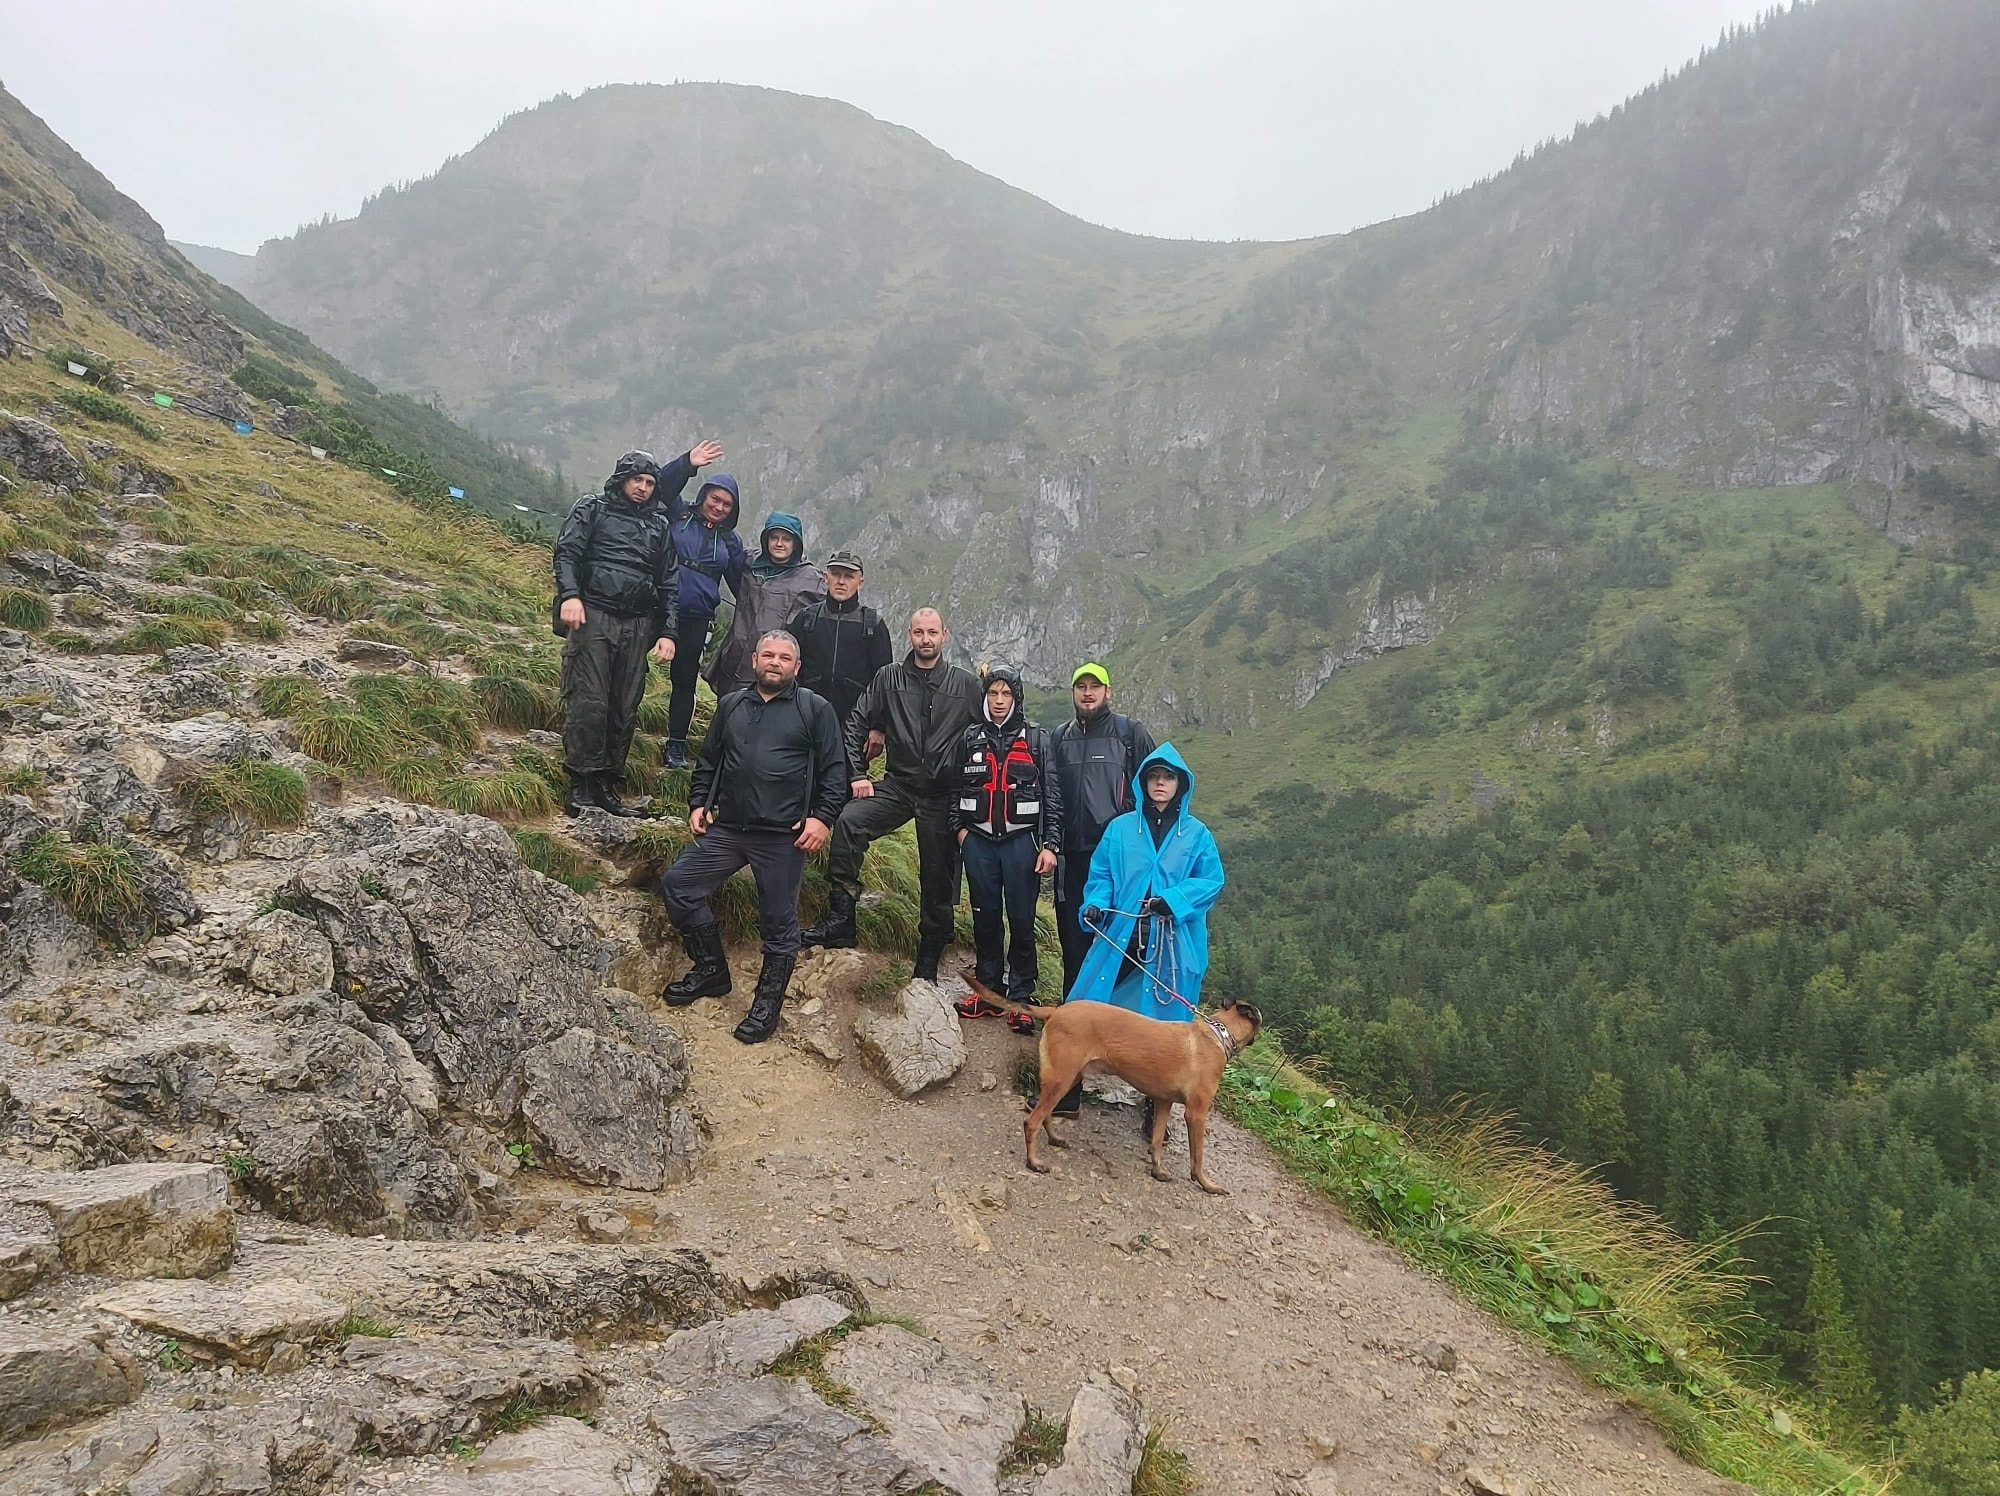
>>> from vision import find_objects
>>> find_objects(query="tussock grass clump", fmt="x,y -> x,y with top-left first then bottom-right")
14,830 -> 146,928
177,758 -> 310,828
134,507 -> 199,544
200,576 -> 270,610
61,592 -> 107,626
636,695 -> 673,735
41,629 -> 95,654
437,586 -> 533,626
0,586 -> 53,631
112,616 -> 230,654
245,612 -> 287,641
296,704 -> 406,773
474,673 -> 562,730
509,829 -> 598,894
1133,1428 -> 1195,1496
296,576 -> 369,621
255,674 -> 325,718
134,589 -> 239,622
1,765 -> 47,794
436,768 -> 556,821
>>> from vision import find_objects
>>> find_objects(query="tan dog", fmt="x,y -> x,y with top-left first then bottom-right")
1012,991 -> 1263,1194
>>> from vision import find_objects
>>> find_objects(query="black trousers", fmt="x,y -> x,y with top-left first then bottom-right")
562,609 -> 651,778
963,832 -> 1041,1000
826,777 -> 958,954
659,824 -> 805,956
1053,847 -> 1100,996
665,613 -> 711,742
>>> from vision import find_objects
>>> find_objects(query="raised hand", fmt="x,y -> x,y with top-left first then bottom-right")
690,440 -> 724,468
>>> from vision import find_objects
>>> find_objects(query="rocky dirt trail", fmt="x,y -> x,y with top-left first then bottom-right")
518,951 -> 1747,1496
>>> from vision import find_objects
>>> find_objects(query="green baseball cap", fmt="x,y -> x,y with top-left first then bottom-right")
1072,662 -> 1110,686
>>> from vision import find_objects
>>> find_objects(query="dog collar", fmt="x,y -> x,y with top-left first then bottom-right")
1201,1015 -> 1240,1062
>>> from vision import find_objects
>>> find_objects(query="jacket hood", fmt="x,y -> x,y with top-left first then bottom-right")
603,449 -> 662,506
752,511 -> 808,576
1132,742 -> 1195,821
692,473 -> 741,530
981,666 -> 1025,730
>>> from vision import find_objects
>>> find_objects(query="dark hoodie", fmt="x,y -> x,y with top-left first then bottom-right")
552,449 -> 694,641
670,474 -> 746,621
951,667 -> 1065,844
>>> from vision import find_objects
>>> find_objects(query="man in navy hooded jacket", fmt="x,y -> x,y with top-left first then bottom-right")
662,473 -> 747,769
555,441 -> 722,815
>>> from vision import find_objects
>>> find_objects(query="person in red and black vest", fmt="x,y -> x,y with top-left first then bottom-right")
950,666 -> 1064,1030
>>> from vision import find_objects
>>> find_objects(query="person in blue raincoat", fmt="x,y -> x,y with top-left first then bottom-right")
1071,743 -> 1225,1024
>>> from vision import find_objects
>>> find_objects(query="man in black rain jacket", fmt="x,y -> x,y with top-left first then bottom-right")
658,629 -> 849,1044
800,608 -> 982,980
795,548 -> 894,760
554,441 -> 722,815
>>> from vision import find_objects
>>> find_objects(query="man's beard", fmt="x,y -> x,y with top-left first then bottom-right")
913,645 -> 940,664
755,669 -> 793,690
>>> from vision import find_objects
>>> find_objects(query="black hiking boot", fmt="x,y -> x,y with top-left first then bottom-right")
563,774 -> 592,818
590,772 -> 645,818
911,940 -> 944,983
800,886 -> 858,950
662,922 -> 731,1005
734,952 -> 795,1044
662,738 -> 688,771
1053,1078 -> 1083,1120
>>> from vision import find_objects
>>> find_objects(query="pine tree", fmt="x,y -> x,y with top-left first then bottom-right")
1803,1239 -> 1878,1440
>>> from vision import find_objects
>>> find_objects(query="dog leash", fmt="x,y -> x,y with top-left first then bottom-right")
1080,906 -> 1239,1063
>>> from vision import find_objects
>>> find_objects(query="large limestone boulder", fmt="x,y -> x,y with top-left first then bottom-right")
0,1232 -> 57,1301
0,865 -> 97,999
0,1327 -> 144,1442
5,1163 -> 234,1278
824,1324 -> 1026,1496
648,1375 -> 923,1496
854,978 -> 968,1097
403,1417 -> 661,1495
87,1277 -> 347,1368
0,412 -> 87,489
1034,1375 -> 1146,1496
94,1009 -> 476,1239
342,1334 -> 598,1454
224,909 -> 334,995
652,1294 -> 853,1390
282,813 -> 622,1108
517,1026 -> 700,1189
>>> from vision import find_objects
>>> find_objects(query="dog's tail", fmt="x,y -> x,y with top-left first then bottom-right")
956,966 -> 1057,1025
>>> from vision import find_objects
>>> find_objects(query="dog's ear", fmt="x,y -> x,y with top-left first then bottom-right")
1237,1001 -> 1263,1030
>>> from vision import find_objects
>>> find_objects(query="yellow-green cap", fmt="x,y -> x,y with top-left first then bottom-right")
1072,662 -> 1110,686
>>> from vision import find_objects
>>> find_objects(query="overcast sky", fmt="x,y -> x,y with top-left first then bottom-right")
6,0 -> 1773,252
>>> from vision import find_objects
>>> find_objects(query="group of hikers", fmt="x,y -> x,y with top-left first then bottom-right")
552,444 -> 1225,1099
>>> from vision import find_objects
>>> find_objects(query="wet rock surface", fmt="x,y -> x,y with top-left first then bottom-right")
854,977 -> 968,1097
3,1164 -> 234,1278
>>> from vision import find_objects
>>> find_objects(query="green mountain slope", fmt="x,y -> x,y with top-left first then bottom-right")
234,0 -> 2000,714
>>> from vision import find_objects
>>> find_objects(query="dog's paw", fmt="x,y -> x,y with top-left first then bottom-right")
1149,1164 -> 1173,1183
1025,1158 -> 1051,1174
1195,1177 -> 1231,1196
1046,1123 -> 1072,1150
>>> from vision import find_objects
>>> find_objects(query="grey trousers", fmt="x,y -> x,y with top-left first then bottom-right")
659,824 -> 806,956
561,608 -> 651,779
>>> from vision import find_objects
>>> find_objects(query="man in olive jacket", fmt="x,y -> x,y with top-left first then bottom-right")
554,441 -> 721,815
800,608 -> 982,979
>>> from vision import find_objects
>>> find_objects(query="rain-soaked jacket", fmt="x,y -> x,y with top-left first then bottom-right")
1068,743 -> 1224,1022
671,474 -> 746,621
704,512 -> 824,694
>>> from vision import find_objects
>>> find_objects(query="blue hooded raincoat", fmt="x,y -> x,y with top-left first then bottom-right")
1068,743 -> 1224,1022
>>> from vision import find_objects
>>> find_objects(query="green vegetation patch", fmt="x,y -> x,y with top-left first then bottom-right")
177,758 -> 310,828
54,385 -> 161,439
0,586 -> 52,631
13,829 -> 146,929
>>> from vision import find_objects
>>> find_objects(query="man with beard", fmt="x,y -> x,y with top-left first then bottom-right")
658,630 -> 849,1044
800,608 -> 983,980
795,548 -> 893,758
554,441 -> 724,816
